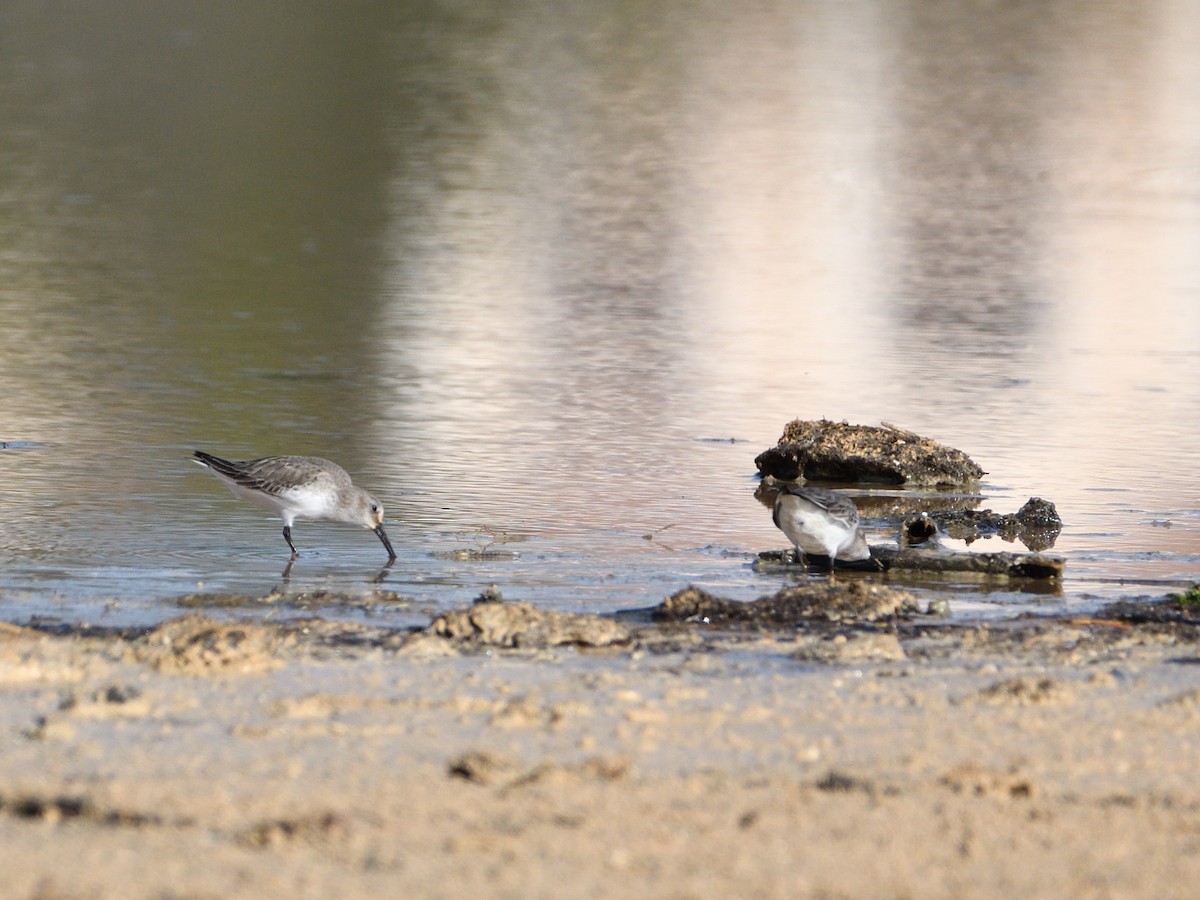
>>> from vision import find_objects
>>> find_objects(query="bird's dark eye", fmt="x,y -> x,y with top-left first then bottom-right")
370,503 -> 379,513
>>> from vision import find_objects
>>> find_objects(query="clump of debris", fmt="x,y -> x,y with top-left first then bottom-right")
653,582 -> 919,627
755,419 -> 984,487
902,497 -> 1062,551
431,588 -> 631,648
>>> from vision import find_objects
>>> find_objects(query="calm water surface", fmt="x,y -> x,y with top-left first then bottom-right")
1,2 -> 1197,629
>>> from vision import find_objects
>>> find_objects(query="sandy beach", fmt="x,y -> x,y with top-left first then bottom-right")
3,593 -> 1200,899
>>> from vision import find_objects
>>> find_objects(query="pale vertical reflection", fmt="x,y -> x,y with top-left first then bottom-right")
1041,0 -> 1200,511
377,6 -> 699,528
677,3 -> 889,426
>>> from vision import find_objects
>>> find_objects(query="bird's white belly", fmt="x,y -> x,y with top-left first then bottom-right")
225,482 -> 332,522
779,508 -> 848,557
277,485 -> 338,520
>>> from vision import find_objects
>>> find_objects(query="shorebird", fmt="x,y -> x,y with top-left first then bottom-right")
772,485 -> 871,571
192,451 -> 396,562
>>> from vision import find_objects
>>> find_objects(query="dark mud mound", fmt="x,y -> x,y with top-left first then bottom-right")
755,545 -> 1064,581
871,546 -> 1064,580
1099,590 -> 1200,632
653,583 -> 919,627
754,549 -> 884,573
905,497 -> 1062,551
755,419 -> 984,486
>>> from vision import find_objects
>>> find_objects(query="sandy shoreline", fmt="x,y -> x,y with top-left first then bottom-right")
2,599 -> 1200,898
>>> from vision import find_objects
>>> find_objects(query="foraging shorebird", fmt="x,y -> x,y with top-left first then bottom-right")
772,485 -> 871,570
192,451 -> 396,562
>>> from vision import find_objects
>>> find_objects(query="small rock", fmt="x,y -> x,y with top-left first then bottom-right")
1016,497 -> 1062,528
447,750 -> 521,786
926,598 -> 951,617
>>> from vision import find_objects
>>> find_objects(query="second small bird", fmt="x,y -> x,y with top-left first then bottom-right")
772,485 -> 871,571
192,451 -> 396,562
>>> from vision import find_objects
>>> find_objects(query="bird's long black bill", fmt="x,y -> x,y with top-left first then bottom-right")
374,524 -> 397,563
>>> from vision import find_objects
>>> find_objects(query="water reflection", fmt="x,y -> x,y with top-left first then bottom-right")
0,2 -> 1196,627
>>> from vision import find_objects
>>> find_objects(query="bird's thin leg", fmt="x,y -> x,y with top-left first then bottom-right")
282,525 -> 299,558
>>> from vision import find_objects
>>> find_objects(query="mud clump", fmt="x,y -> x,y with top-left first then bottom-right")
653,583 -> 918,627
448,750 -> 631,789
906,497 -> 1062,551
754,549 -> 883,573
869,546 -> 1064,580
939,762 -> 1035,799
792,632 -> 908,664
237,811 -> 349,850
755,419 -> 983,486
432,595 -> 631,649
1097,593 -> 1200,633
447,750 -> 523,786
1014,497 -> 1062,529
134,615 -> 286,674
973,675 -> 1075,706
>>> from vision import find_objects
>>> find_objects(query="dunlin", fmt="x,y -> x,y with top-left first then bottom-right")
192,451 -> 396,562
772,485 -> 871,570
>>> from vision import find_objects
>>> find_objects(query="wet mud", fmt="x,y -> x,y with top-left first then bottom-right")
176,588 -> 413,614
3,585 -> 1200,897
0,408 -> 1187,898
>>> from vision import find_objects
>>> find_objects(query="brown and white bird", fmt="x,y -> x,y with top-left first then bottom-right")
772,485 -> 871,569
192,451 -> 396,562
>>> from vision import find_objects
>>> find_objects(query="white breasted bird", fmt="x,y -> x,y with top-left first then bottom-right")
192,451 -> 396,562
772,485 -> 871,570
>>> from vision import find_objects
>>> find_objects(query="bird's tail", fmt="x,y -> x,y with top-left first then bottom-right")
192,450 -> 242,479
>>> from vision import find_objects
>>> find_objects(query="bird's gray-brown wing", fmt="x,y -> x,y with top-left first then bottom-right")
780,486 -> 861,528
193,452 -> 337,496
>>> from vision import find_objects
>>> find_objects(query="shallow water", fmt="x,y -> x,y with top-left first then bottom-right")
1,2 -> 1197,629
